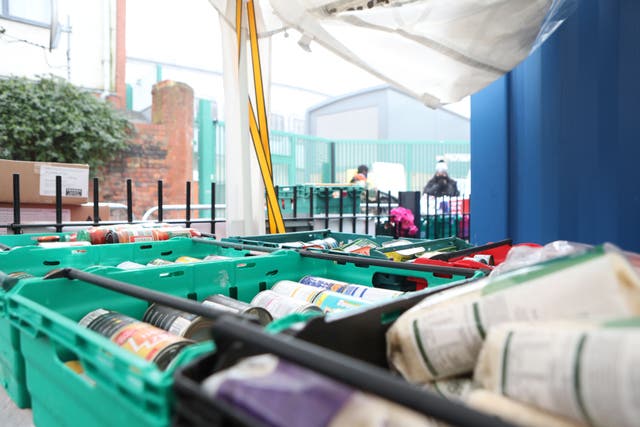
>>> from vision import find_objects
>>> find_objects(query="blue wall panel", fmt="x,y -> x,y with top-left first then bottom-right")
471,0 -> 640,251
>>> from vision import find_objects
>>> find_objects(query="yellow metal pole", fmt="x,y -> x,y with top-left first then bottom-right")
236,0 -> 285,233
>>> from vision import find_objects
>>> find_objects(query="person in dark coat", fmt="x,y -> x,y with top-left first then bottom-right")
423,160 -> 459,197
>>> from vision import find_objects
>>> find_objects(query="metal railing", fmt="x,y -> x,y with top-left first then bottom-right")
1,175 -> 470,240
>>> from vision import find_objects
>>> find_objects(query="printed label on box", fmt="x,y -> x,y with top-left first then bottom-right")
39,165 -> 89,197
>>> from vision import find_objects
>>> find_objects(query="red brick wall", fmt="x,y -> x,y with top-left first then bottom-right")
97,81 -> 194,220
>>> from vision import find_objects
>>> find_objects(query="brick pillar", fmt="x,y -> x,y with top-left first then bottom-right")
151,81 -> 194,207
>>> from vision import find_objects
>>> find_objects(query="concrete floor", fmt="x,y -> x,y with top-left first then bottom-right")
1,386 -> 34,427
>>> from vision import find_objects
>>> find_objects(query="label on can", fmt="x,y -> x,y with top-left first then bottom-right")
312,291 -> 369,313
79,309 -> 193,369
142,304 -> 200,337
147,258 -> 174,266
251,291 -> 322,319
272,280 -> 323,303
280,241 -> 306,249
300,276 -> 402,302
174,256 -> 202,264
472,254 -> 494,265
203,255 -> 232,261
117,261 -> 146,270
203,294 -> 273,325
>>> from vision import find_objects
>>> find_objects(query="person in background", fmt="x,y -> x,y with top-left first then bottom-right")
423,160 -> 459,197
350,164 -> 369,188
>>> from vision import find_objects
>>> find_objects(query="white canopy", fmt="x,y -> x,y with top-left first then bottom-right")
211,0 -> 577,107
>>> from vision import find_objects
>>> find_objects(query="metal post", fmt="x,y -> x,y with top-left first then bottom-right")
55,176 -> 62,232
93,177 -> 100,225
126,179 -> 133,223
12,174 -> 21,234
157,180 -> 163,223
186,181 -> 191,228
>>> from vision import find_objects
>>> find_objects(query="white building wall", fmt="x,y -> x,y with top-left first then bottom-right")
0,0 -> 115,92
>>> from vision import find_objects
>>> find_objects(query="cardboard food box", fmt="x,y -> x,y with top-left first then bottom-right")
0,159 -> 89,205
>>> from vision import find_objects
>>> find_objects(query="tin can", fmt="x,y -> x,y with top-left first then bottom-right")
385,246 -> 426,262
77,226 -> 120,245
250,291 -> 323,319
472,254 -> 494,265
202,294 -> 273,325
203,255 -> 232,261
116,261 -> 146,270
311,291 -> 369,313
174,256 -> 202,264
105,228 -> 155,244
299,276 -> 403,302
150,228 -> 199,241
339,238 -> 380,255
305,237 -> 339,250
147,258 -> 174,266
271,280 -> 324,303
79,309 -> 193,370
142,304 -> 214,342
280,241 -> 306,249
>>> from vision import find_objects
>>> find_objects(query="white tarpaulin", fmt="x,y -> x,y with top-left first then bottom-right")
210,0 -> 576,107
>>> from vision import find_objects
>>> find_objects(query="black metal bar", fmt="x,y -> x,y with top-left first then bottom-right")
186,181 -> 192,228
324,187 -> 329,229
364,189 -> 369,234
467,194 -> 471,242
351,188 -> 357,233
93,178 -> 100,225
298,250 -> 481,277
12,174 -> 21,234
211,182 -> 216,235
426,195 -> 430,239
293,185 -> 298,219
191,237 -> 280,253
126,179 -> 133,223
157,180 -> 163,223
46,268 -> 511,427
330,142 -> 336,182
431,239 -> 513,261
376,190 -> 381,225
55,176 -> 62,232
338,188 -> 343,232
309,186 -> 314,220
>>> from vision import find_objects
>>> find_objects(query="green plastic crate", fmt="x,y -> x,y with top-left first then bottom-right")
422,215 -> 463,239
0,237 -> 250,408
224,229 -> 398,249
276,185 -> 364,216
6,250 -> 482,425
376,236 -> 473,260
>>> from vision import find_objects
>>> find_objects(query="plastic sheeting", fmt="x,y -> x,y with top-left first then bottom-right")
210,0 -> 577,107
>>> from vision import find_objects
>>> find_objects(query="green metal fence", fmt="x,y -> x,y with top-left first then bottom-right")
196,120 -> 470,203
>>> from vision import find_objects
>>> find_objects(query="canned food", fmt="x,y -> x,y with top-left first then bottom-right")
202,294 -> 273,325
0,271 -> 34,291
311,291 -> 369,313
299,276 -> 403,302
250,291 -> 323,319
472,254 -> 494,265
116,261 -> 146,270
305,237 -> 339,250
105,229 -> 155,244
79,309 -> 193,370
338,238 -> 380,255
280,241 -> 306,249
142,304 -> 214,341
385,247 -> 426,262
203,255 -> 232,261
147,258 -> 174,266
174,256 -> 202,264
271,280 -> 324,303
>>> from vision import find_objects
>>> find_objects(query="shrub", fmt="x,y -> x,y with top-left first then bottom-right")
0,76 -> 133,171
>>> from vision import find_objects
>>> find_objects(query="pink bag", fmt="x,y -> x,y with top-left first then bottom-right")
389,207 -> 418,237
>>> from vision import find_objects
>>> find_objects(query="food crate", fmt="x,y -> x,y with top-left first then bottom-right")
5,250 -> 482,422
223,229 -> 398,249
0,237 -> 251,408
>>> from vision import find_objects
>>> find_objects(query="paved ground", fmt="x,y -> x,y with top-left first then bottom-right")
1,386 -> 34,426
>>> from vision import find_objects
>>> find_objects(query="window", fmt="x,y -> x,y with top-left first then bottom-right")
1,0 -> 51,27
